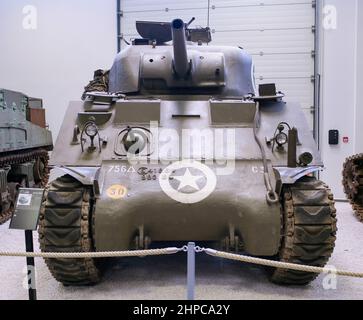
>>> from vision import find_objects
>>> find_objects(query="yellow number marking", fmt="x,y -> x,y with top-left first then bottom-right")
106,185 -> 128,200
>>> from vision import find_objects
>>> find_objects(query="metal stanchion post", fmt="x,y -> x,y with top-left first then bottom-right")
187,242 -> 195,300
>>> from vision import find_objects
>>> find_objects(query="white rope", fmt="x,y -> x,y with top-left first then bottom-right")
204,249 -> 363,278
0,247 -> 182,259
1,246 -> 363,279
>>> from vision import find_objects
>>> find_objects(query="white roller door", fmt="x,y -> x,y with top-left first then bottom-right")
119,0 -> 316,129
120,0 -> 209,38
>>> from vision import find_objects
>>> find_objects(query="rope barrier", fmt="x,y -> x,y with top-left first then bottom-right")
1,245 -> 363,279
203,248 -> 363,278
0,247 -> 184,259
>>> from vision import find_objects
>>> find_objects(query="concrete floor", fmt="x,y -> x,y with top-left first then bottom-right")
0,202 -> 362,300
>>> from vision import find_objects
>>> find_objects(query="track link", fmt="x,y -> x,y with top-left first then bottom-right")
270,176 -> 337,285
343,154 -> 363,221
0,149 -> 49,225
0,208 -> 12,226
38,175 -> 101,286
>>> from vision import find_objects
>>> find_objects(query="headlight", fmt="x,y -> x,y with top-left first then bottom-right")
299,152 -> 313,166
85,123 -> 98,138
275,132 -> 288,146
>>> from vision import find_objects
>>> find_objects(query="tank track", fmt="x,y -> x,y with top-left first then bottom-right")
0,149 -> 49,225
38,175 -> 101,286
343,154 -> 363,221
270,177 -> 337,285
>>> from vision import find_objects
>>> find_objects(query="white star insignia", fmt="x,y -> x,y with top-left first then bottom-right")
173,168 -> 204,191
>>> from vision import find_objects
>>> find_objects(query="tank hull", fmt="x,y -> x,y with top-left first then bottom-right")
50,99 -> 322,168
94,160 -> 280,256
0,89 -> 53,224
48,97 -> 322,255
0,89 -> 53,153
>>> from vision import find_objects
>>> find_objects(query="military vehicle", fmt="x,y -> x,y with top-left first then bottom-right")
0,89 -> 53,224
343,154 -> 363,221
39,19 -> 337,286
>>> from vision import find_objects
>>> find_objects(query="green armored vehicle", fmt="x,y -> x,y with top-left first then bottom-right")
343,154 -> 363,221
0,89 -> 53,224
40,19 -> 337,286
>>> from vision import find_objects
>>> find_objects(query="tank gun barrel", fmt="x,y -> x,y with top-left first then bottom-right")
171,19 -> 190,79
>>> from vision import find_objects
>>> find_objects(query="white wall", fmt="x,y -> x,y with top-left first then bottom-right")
0,0 -> 117,138
320,0 -> 362,199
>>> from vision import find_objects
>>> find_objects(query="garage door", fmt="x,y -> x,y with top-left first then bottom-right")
118,0 -> 316,130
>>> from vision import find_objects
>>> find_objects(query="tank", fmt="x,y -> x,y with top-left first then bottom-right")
343,154 -> 363,221
0,89 -> 53,224
39,19 -> 337,286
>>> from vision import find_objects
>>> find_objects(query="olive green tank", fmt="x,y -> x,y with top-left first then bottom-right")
0,89 -> 53,224
39,19 -> 337,286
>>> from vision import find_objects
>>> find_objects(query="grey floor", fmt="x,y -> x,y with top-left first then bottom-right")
0,202 -> 362,300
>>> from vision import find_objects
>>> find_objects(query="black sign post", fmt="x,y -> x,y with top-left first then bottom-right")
10,188 -> 44,301
24,229 -> 37,300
